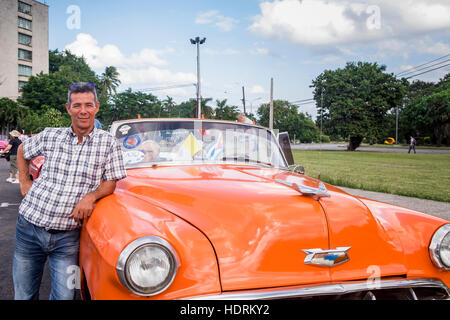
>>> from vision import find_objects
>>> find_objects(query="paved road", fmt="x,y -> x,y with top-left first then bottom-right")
291,143 -> 450,154
0,157 -> 448,300
0,159 -> 77,300
339,187 -> 449,221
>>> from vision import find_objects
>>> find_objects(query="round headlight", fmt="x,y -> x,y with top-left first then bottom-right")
116,237 -> 180,296
429,224 -> 450,270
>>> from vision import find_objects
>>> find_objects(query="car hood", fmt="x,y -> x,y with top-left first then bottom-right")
118,165 -> 407,291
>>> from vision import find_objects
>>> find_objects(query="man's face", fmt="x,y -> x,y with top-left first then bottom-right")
66,92 -> 99,132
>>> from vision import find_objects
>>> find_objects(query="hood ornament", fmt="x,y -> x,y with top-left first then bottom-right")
303,247 -> 351,267
275,179 -> 331,200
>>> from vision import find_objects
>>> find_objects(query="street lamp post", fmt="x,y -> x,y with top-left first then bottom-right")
190,37 -> 206,119
249,97 -> 262,114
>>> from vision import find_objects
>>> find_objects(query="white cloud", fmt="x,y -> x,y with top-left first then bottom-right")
252,48 -> 270,56
250,85 -> 265,94
249,0 -> 450,48
65,33 -> 196,89
195,10 -> 238,31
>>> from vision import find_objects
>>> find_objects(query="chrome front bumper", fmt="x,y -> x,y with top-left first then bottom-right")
185,278 -> 450,300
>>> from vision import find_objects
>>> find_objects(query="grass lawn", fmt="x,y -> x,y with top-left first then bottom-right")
293,150 -> 450,203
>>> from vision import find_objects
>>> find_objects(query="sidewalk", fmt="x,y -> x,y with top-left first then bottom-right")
291,143 -> 450,154
339,186 -> 450,221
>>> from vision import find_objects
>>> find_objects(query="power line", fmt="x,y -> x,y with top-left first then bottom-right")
404,63 -> 450,79
395,53 -> 450,77
396,59 -> 450,78
289,98 -> 315,103
139,83 -> 196,92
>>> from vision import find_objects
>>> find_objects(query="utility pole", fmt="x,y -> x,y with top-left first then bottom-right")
269,78 -> 274,130
190,37 -> 206,118
242,86 -> 246,114
396,105 -> 399,145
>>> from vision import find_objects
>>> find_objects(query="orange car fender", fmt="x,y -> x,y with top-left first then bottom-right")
359,198 -> 450,287
80,190 -> 221,300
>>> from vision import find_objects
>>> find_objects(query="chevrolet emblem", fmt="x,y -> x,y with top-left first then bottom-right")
303,247 -> 351,267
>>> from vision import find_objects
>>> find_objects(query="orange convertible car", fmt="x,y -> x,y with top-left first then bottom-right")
32,119 -> 450,300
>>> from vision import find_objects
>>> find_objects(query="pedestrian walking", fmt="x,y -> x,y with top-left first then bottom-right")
408,136 -> 416,154
0,130 -> 23,184
13,82 -> 127,300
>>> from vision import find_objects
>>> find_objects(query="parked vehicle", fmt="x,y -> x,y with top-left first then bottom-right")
0,135 -> 8,153
29,119 -> 450,300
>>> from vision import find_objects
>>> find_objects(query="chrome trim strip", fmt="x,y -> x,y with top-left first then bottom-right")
183,279 -> 450,300
429,224 -> 450,270
111,119 -> 290,170
409,288 -> 418,300
116,236 -> 181,297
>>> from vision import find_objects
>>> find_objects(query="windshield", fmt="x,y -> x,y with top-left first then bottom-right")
113,120 -> 287,169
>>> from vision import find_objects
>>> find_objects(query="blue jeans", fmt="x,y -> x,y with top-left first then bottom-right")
12,215 -> 80,300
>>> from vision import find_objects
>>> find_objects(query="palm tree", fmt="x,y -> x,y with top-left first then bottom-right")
164,96 -> 175,117
100,66 -> 121,98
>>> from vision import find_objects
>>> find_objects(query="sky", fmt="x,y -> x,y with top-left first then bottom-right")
43,0 -> 450,119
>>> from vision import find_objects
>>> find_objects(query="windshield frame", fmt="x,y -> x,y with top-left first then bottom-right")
110,119 -> 290,170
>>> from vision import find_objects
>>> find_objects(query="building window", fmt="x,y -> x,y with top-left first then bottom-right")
18,1 -> 32,15
18,32 -> 32,46
18,49 -> 32,61
19,80 -> 28,91
18,17 -> 32,30
18,64 -> 32,76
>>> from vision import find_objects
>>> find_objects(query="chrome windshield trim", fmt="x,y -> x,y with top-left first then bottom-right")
182,279 -> 449,300
112,119 -> 289,169
125,160 -> 287,170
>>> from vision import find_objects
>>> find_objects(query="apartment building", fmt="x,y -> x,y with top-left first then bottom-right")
0,0 -> 48,100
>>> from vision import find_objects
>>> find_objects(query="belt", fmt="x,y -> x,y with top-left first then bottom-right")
46,229 -> 67,234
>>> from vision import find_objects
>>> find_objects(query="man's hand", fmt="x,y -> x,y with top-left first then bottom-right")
68,180 -> 117,222
69,193 -> 96,222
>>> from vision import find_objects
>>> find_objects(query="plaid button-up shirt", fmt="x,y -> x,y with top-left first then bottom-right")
19,127 -> 127,231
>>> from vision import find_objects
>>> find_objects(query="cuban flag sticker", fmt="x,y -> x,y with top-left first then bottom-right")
123,135 -> 141,149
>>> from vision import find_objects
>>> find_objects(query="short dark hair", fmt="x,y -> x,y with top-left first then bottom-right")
67,82 -> 98,106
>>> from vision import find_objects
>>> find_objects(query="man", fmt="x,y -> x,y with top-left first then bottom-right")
0,130 -> 22,183
138,140 -> 165,162
237,112 -> 253,124
14,82 -> 127,300
408,136 -> 416,154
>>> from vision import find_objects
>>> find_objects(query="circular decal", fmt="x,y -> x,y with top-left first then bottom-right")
123,135 -> 141,149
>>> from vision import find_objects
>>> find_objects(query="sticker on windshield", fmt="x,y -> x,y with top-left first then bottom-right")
122,150 -> 145,165
118,125 -> 131,135
123,135 -> 141,149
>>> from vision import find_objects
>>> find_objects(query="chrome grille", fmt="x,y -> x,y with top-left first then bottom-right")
289,285 -> 449,300
186,279 -> 450,300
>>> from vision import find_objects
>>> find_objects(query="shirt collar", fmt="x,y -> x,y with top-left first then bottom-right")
68,126 -> 97,143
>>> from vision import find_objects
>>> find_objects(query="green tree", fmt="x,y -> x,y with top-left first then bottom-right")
257,100 -> 320,143
20,50 -> 100,113
214,99 -> 239,120
399,74 -> 450,145
100,66 -> 121,97
107,89 -> 162,122
20,106 -> 70,134
312,62 -> 406,150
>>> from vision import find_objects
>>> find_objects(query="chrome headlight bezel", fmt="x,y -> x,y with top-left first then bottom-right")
429,224 -> 450,270
116,236 -> 180,296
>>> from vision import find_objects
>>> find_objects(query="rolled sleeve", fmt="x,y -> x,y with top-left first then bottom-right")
23,130 -> 45,160
102,139 -> 127,181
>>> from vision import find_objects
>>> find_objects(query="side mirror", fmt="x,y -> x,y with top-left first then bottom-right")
290,165 -> 305,175
278,132 -> 294,166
